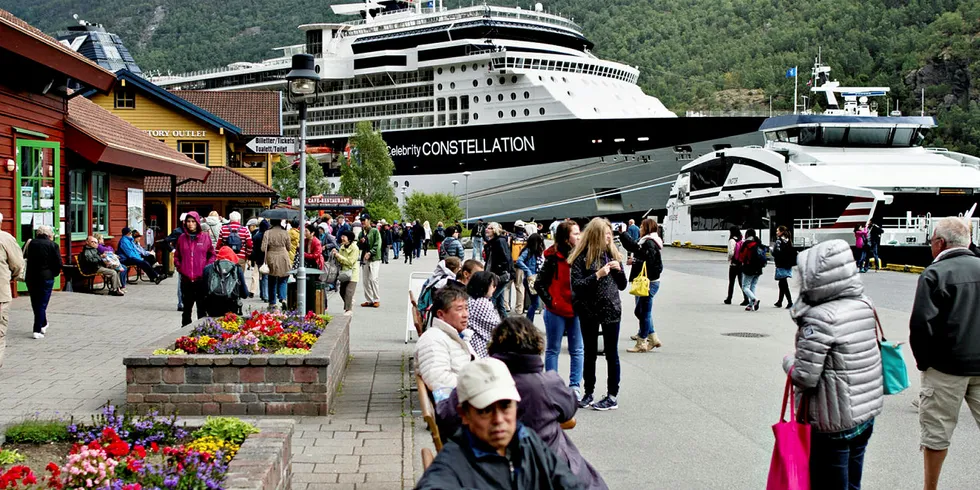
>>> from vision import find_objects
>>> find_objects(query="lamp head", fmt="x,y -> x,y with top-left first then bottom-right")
451,180 -> 459,185
462,171 -> 473,177
286,54 -> 320,96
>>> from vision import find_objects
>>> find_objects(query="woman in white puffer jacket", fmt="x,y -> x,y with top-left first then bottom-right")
782,238 -> 883,490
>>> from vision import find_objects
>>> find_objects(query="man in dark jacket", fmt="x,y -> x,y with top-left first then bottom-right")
80,236 -> 123,295
416,357 -> 583,490
910,217 -> 980,490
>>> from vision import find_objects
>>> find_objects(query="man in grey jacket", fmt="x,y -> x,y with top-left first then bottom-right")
783,239 -> 882,489
910,217 -> 980,490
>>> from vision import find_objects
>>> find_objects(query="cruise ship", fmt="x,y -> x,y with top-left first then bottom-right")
663,60 -> 980,264
154,0 -> 766,222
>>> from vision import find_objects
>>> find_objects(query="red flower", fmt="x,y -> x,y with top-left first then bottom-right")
45,463 -> 59,476
22,472 -> 37,485
122,484 -> 142,490
107,440 -> 130,458
133,445 -> 146,459
150,442 -> 159,453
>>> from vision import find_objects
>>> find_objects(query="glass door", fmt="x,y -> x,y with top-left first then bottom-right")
15,139 -> 61,291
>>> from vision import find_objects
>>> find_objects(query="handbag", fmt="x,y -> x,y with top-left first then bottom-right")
628,262 -> 650,296
258,263 -> 270,274
338,269 -> 352,283
872,307 -> 910,395
766,372 -> 811,490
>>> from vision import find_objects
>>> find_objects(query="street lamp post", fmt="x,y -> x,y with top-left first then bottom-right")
286,53 -> 320,314
451,179 -> 459,196
462,171 -> 472,224
401,186 -> 408,219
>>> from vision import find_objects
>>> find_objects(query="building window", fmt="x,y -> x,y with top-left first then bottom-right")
114,88 -> 135,109
178,141 -> 208,165
69,170 -> 88,237
92,172 -> 109,234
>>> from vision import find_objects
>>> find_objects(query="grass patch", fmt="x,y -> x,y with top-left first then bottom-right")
4,419 -> 70,444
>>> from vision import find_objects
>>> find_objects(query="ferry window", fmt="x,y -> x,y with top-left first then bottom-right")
450,66 -> 455,74
114,88 -> 135,109
499,77 -> 505,85
473,80 -> 478,88
460,97 -> 469,110
437,84 -> 443,91
512,76 -> 518,83
511,93 -> 517,100
449,97 -> 458,111
450,82 -> 455,89
461,65 -> 466,72
539,108 -> 546,115
178,141 -> 208,165
473,113 -> 479,120
486,95 -> 492,103
799,127 -> 819,145
305,30 -> 322,56
449,113 -> 458,125
524,108 -> 530,116
524,91 -> 530,99
848,127 -> 890,146
473,64 -> 478,71
438,114 -> 446,126
689,158 -> 731,192
891,128 -> 914,147
498,94 -> 504,102
764,132 -> 777,142
461,113 -> 469,125
821,127 -> 846,145
498,111 -> 503,119
511,110 -> 517,117
438,68 -> 443,75
487,78 -> 493,86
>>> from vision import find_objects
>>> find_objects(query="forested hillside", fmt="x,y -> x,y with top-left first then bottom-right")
7,0 -> 978,154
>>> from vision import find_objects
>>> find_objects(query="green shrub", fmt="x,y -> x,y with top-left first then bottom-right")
192,417 -> 259,445
4,419 -> 70,443
0,448 -> 26,465
273,347 -> 311,355
152,348 -> 187,355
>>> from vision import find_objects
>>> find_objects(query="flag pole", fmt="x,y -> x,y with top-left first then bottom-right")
793,66 -> 798,114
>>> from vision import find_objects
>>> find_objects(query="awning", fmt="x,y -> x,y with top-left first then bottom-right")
66,96 -> 210,181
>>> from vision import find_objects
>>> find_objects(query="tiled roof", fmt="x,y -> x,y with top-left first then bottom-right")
66,97 -> 210,180
0,9 -> 112,76
171,91 -> 281,136
145,166 -> 277,197
110,70 -> 241,135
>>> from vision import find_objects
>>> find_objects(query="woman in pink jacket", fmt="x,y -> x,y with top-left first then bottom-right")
175,211 -> 216,326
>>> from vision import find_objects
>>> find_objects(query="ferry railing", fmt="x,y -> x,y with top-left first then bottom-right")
794,217 -> 839,229
686,110 -> 792,117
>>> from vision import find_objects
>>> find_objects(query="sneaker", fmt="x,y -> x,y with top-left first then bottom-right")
153,275 -> 163,285
343,310 -> 353,316
774,302 -> 783,308
577,393 -> 594,409
723,299 -> 732,305
739,300 -> 750,306
745,305 -> 754,311
754,300 -> 761,311
41,324 -> 48,334
33,332 -> 44,339
571,386 -> 583,402
592,395 -> 619,411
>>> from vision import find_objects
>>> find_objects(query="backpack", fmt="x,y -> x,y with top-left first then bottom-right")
207,261 -> 240,299
751,243 -> 769,269
225,225 -> 243,254
433,228 -> 446,243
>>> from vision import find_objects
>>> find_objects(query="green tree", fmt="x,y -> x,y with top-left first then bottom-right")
403,192 -> 464,228
340,121 -> 398,218
271,154 -> 329,207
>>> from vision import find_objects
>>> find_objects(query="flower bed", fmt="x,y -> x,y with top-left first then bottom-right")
172,311 -> 328,355
124,314 -> 351,417
0,405 -> 279,490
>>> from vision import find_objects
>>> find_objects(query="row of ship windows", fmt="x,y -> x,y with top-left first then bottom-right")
488,56 -> 637,84
289,117 -> 440,138
436,64 -> 486,75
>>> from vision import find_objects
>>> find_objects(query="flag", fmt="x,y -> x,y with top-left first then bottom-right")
785,67 -> 796,78
806,78 -> 812,87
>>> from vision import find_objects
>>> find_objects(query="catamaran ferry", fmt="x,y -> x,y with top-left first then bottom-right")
152,0 -> 765,222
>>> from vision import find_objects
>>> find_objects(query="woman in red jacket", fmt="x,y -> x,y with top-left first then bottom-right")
534,220 -> 584,400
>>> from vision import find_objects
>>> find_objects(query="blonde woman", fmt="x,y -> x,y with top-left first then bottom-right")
422,220 -> 433,256
569,218 -> 627,411
484,221 -> 514,318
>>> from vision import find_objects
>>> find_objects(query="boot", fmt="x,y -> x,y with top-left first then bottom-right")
629,334 -> 641,341
647,333 -> 662,348
627,339 -> 650,353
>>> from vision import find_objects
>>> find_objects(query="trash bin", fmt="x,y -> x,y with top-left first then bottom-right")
286,268 -> 327,314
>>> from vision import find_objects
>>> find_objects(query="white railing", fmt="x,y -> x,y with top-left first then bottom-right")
686,110 -> 790,117
794,216 -> 980,246
344,5 -> 582,34
794,217 -> 840,229
152,57 -> 293,83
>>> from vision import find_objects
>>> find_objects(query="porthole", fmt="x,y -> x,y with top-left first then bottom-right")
450,66 -> 456,73
450,82 -> 456,89
562,77 -> 567,83
539,107 -> 546,115
551,76 -> 555,82
487,78 -> 493,86
404,181 -> 410,188
538,76 -> 543,81
437,68 -> 443,75
474,113 -> 479,120
486,95 -> 492,102
473,96 -> 479,103
498,94 -> 504,101
524,91 -> 530,99
437,83 -> 443,90
393,181 -> 398,187
524,108 -> 530,116
567,91 -> 572,96
511,109 -> 517,117
473,63 -> 479,71
594,107 -> 599,112
461,64 -> 467,72
511,92 -> 517,100
473,80 -> 479,88
499,76 -> 505,84
511,76 -> 518,83
498,111 -> 504,118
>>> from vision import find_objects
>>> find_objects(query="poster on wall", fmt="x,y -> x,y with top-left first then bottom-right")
127,188 -> 144,233
20,186 -> 33,210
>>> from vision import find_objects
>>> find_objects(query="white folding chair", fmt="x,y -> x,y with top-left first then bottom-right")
406,272 -> 431,343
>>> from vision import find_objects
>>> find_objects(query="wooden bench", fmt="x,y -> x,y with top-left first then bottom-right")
409,291 -> 425,337
70,255 -> 108,292
415,368 -> 443,452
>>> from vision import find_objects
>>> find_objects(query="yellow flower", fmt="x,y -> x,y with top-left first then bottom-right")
300,333 -> 318,347
197,336 -> 215,348
187,435 -> 241,462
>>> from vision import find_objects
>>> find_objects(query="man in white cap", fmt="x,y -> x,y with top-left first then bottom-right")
415,357 -> 583,489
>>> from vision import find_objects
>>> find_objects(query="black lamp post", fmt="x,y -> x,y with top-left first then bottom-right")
286,53 -> 320,314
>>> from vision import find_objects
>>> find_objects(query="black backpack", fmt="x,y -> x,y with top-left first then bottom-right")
207,261 -> 240,300
226,225 -> 243,254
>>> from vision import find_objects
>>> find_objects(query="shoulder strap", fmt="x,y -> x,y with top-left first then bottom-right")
859,298 -> 886,342
639,261 -> 647,278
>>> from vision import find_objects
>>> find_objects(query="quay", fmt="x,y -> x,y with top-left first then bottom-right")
2,248 -> 978,489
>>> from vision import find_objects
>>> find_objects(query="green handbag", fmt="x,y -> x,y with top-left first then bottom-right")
872,307 -> 910,395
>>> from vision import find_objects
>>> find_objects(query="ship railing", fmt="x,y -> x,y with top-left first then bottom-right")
152,57 -> 294,83
794,217 -> 840,230
685,110 -> 792,117
343,5 -> 581,36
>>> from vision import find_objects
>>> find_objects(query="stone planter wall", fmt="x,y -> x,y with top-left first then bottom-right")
123,315 -> 350,416
224,419 -> 294,490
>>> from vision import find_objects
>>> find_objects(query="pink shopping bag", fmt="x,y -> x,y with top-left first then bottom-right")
766,374 -> 811,490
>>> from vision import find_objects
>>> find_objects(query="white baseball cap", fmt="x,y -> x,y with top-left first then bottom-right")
456,358 -> 521,410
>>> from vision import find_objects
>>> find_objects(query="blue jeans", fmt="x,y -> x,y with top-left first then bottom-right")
259,273 -> 269,301
742,273 -> 761,302
268,276 -> 288,307
491,278 -> 511,318
393,241 -> 401,258
869,243 -> 880,269
176,272 -> 182,308
121,256 -> 158,280
471,237 -> 484,260
857,249 -> 868,270
29,279 -> 54,334
633,281 -> 660,337
525,293 -> 540,321
810,422 -> 874,490
543,310 -> 583,388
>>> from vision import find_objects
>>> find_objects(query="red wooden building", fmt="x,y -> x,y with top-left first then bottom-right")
0,9 -> 209,290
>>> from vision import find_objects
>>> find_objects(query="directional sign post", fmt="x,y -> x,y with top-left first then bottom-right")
246,136 -> 296,154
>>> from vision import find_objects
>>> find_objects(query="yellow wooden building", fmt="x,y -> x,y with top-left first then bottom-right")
85,69 -> 279,237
